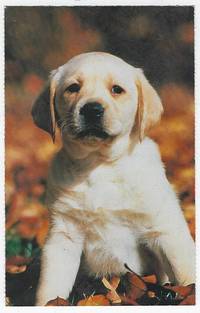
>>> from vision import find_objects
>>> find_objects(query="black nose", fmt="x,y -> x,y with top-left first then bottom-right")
80,102 -> 104,123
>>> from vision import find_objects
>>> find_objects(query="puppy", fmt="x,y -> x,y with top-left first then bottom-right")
32,52 -> 195,305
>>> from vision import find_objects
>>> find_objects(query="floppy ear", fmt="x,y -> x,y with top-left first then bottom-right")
31,78 -> 57,142
136,69 -> 163,141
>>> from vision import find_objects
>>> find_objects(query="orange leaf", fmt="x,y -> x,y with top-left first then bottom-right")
23,74 -> 44,95
142,274 -> 157,284
106,290 -> 121,304
30,183 -> 45,198
6,264 -> 27,274
165,284 -> 195,298
102,277 -> 121,304
147,291 -> 156,298
127,272 -> 147,291
110,276 -> 120,289
6,192 -> 27,229
120,295 -> 138,305
179,294 -> 195,305
6,255 -> 32,266
125,272 -> 147,301
36,219 -> 49,247
45,297 -> 69,306
17,219 -> 38,239
77,295 -> 110,306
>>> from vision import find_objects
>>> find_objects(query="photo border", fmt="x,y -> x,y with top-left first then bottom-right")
1,1 -> 199,312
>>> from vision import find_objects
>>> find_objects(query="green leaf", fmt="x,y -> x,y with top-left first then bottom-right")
6,234 -> 22,258
23,242 -> 33,258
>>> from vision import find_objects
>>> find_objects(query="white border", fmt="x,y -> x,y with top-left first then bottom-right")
1,1 -> 199,312
0,0 -> 5,312
1,0 -> 199,6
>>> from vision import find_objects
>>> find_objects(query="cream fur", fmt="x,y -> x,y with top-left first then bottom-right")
32,52 -> 195,306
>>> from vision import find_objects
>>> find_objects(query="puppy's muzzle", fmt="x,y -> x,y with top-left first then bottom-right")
78,102 -> 109,139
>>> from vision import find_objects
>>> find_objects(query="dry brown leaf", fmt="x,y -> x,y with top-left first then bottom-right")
6,255 -> 32,266
30,183 -> 45,197
20,202 -> 48,219
36,219 -> 49,246
77,295 -> 110,306
147,291 -> 156,298
106,291 -> 121,304
23,74 -> 44,95
142,274 -> 157,284
45,297 -> 69,306
6,192 -> 27,229
110,276 -> 120,289
102,277 -> 121,304
17,217 -> 39,239
6,297 -> 11,306
126,272 -> 147,301
120,294 -> 138,305
179,294 -> 195,305
165,284 -> 195,298
127,272 -> 147,291
6,264 -> 27,274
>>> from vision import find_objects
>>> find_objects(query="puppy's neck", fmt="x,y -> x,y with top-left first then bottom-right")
99,133 -> 139,162
62,133 -> 139,165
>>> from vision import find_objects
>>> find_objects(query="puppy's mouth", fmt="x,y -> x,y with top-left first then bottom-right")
77,127 -> 110,140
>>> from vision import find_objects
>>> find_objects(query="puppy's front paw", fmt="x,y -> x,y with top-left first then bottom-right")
35,286 -> 69,306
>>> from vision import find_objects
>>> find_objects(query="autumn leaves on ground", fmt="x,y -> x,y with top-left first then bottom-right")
5,7 -> 195,306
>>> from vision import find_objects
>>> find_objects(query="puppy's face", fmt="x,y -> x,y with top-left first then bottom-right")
32,52 -> 163,148
55,53 -> 138,143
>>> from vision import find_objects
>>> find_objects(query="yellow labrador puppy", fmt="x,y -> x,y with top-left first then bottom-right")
32,52 -> 195,305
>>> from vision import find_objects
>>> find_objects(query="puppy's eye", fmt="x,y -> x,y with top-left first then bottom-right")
111,85 -> 125,95
66,83 -> 81,93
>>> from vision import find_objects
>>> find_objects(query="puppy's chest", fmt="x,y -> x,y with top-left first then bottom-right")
83,162 -> 138,211
54,159 -> 148,236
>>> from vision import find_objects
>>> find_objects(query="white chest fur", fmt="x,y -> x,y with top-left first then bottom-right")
85,158 -> 139,211
50,140 -> 161,277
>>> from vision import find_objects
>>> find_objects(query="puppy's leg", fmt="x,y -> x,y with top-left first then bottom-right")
139,168 -> 195,285
36,225 -> 83,306
157,221 -> 195,285
150,198 -> 195,285
151,249 -> 170,285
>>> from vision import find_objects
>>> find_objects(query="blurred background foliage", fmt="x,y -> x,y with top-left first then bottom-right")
5,6 -> 195,304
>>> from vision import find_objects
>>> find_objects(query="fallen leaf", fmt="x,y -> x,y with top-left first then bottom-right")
142,274 -> 157,284
147,291 -> 156,298
102,277 -> 121,304
23,74 -> 44,95
110,276 -> 121,289
6,192 -> 27,229
127,272 -> 147,291
120,294 -> 138,305
140,283 -> 181,305
125,272 -> 147,301
165,284 -> 195,298
6,255 -> 32,266
17,217 -> 39,239
45,297 -> 69,306
77,294 -> 110,306
30,183 -> 45,198
6,264 -> 27,274
6,297 -> 11,306
179,294 -> 195,305
36,219 -> 49,246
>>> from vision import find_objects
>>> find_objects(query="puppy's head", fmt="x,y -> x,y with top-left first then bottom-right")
32,52 -> 163,146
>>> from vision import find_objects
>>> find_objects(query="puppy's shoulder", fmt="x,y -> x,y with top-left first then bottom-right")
133,137 -> 162,164
47,149 -> 74,186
